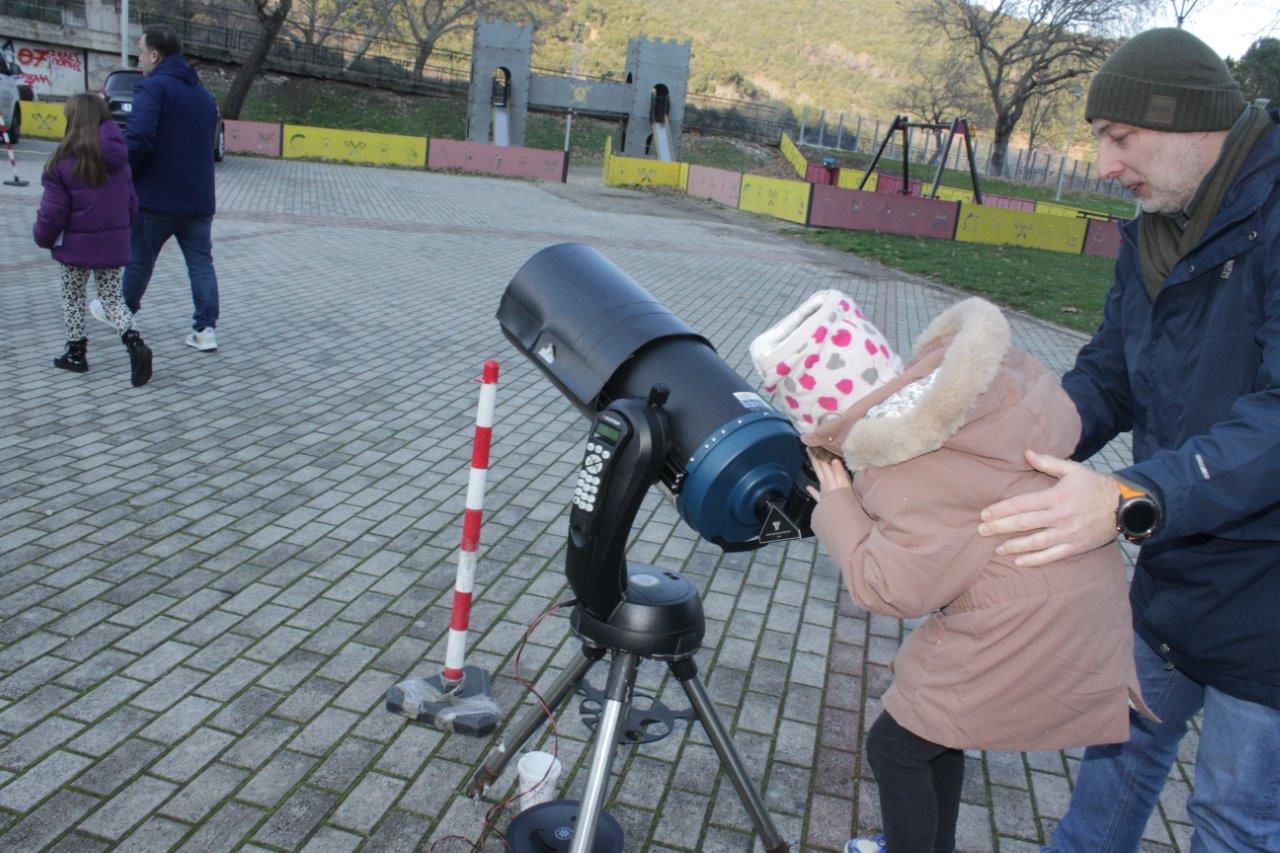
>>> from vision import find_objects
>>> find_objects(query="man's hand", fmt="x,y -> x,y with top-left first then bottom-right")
977,450 -> 1120,567
806,451 -> 853,503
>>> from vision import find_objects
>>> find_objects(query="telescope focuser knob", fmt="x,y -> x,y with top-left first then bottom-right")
647,384 -> 670,408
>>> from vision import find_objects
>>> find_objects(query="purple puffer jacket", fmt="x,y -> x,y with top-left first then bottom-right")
33,120 -> 138,269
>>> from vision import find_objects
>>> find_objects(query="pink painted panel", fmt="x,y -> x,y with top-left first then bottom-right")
805,163 -> 836,185
982,194 -> 1037,212
873,173 -> 923,196
1083,218 -> 1123,259
224,120 -> 281,157
686,164 -> 741,207
428,138 -> 567,182
809,185 -> 959,239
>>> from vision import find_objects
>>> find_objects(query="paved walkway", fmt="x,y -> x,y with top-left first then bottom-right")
0,144 -> 1193,851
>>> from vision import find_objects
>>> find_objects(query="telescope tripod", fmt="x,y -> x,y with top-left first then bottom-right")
466,567 -> 789,853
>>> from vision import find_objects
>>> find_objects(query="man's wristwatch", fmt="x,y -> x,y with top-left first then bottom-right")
1116,478 -> 1162,543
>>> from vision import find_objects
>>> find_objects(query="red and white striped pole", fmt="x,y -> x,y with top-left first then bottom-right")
0,122 -> 28,187
443,358 -> 499,686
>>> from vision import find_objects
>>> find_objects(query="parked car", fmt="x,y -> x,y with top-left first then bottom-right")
101,68 -> 226,162
0,55 -> 26,143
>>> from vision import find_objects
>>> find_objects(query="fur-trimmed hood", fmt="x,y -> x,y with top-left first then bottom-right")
802,298 -> 1080,470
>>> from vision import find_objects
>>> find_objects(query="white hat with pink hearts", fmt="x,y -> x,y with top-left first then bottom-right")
750,289 -> 904,433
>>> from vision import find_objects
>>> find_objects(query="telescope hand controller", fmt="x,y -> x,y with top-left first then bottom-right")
566,387 -> 672,621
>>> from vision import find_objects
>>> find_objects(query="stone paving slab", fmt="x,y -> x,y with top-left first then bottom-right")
0,142 -> 1192,851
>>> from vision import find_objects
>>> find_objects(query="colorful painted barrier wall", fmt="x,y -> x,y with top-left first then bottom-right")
23,100 -> 66,139
224,120 -> 282,157
923,184 -> 976,204
983,194 -> 1037,212
1083,218 -> 1124,260
429,138 -> 567,182
835,168 -> 879,192
873,174 -> 922,196
955,203 -> 1089,254
805,162 -> 837,185
686,164 -> 742,208
739,174 -> 812,225
1035,201 -> 1112,221
809,185 -> 959,239
603,136 -> 689,189
780,132 -> 807,178
282,125 -> 426,168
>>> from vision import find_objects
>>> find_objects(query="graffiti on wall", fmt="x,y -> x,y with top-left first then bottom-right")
2,39 -> 87,98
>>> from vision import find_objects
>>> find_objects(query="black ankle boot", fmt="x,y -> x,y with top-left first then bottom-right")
54,338 -> 88,373
121,330 -> 152,387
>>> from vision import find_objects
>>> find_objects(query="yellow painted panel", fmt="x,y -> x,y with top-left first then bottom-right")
604,150 -> 688,190
1034,200 -> 1111,221
835,169 -> 878,191
922,184 -> 976,203
955,203 -> 1088,254
738,174 -> 811,225
24,101 -> 66,139
282,125 -> 426,167
779,132 -> 807,178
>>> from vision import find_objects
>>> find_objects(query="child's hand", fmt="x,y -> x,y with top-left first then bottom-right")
806,450 -> 852,502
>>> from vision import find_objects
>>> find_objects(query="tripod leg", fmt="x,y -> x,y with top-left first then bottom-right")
671,658 -> 790,853
569,651 -> 638,853
466,644 -> 604,797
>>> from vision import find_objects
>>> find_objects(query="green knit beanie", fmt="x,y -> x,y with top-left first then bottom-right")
1086,28 -> 1245,131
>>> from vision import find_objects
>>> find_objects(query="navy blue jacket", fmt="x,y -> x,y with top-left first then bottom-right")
124,54 -> 217,216
1063,111 -> 1280,709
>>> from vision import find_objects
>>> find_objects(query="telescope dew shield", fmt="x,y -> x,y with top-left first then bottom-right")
497,243 -> 808,549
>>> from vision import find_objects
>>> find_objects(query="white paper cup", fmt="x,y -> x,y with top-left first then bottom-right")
516,750 -> 562,811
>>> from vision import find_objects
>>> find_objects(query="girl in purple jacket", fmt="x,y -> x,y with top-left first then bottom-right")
34,93 -> 152,386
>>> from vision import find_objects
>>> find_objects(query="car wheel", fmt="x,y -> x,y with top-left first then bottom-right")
6,104 -> 18,145
214,122 -> 225,162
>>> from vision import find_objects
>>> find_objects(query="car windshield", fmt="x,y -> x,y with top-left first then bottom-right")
104,72 -> 141,96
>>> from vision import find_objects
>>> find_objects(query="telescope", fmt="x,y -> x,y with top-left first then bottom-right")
469,244 -> 810,853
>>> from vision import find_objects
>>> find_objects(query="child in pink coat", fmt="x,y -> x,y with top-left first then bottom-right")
752,294 -> 1150,853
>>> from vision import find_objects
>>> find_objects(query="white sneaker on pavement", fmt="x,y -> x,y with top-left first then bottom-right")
88,298 -> 114,329
185,327 -> 217,352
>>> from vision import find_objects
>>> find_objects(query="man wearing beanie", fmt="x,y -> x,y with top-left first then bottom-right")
974,28 -> 1280,851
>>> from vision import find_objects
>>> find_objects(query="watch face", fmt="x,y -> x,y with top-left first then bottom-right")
1123,500 -> 1158,534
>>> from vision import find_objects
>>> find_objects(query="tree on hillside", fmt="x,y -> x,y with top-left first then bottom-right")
895,55 -> 990,163
1228,37 -> 1280,104
399,0 -> 543,81
289,0 -> 364,49
223,0 -> 294,119
343,0 -> 403,69
923,0 -> 1153,175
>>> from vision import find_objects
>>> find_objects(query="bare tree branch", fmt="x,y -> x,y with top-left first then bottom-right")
921,0 -> 1156,174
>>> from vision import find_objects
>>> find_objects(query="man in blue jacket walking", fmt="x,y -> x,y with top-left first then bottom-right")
977,29 -> 1280,851
94,24 -> 221,352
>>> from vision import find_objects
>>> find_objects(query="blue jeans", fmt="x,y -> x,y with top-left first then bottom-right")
1047,633 -> 1280,852
122,210 -> 219,331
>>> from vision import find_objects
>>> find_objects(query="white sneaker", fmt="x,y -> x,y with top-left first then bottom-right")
845,836 -> 886,853
88,298 -> 114,329
185,327 -> 217,352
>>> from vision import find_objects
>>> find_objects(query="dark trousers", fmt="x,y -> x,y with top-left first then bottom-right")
866,710 -> 965,853
122,210 -> 219,331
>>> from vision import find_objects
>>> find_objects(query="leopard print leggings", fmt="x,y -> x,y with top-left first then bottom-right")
60,264 -> 132,340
